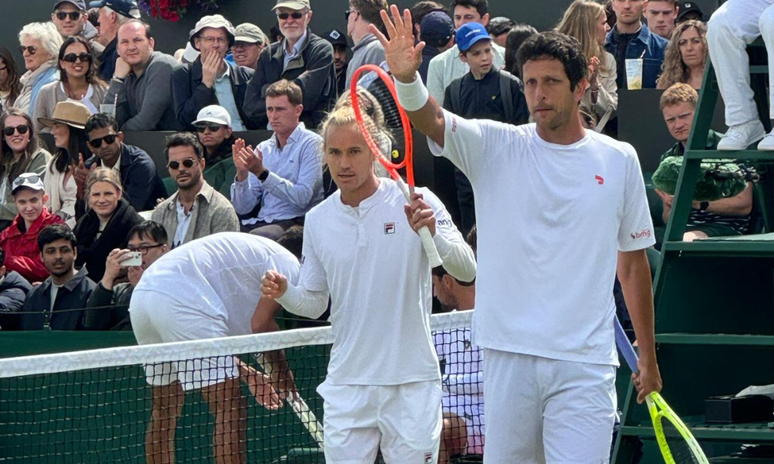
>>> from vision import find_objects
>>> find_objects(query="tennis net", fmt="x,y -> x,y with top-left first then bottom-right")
0,310 -> 480,463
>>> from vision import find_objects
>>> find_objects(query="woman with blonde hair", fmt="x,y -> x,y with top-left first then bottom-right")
657,20 -> 707,90
556,0 -> 617,131
73,168 -> 143,282
14,22 -> 63,114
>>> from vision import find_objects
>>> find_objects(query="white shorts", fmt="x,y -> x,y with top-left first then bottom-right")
129,289 -> 238,391
317,380 -> 443,464
483,349 -> 616,464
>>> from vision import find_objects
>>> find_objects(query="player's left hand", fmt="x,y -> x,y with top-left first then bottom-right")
404,192 -> 436,237
239,363 -> 282,410
633,357 -> 663,404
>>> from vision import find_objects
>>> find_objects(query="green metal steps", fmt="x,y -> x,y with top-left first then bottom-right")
684,149 -> 774,161
656,334 -> 774,346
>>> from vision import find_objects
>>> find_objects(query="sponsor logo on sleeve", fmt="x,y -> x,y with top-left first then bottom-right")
436,218 -> 453,228
384,222 -> 396,234
630,229 -> 652,240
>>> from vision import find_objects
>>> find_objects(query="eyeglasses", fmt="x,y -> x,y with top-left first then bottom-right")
19,46 -> 37,55
277,12 -> 305,20
54,11 -> 82,21
167,158 -> 197,170
199,36 -> 229,45
62,52 -> 91,63
128,243 -> 164,255
88,134 -> 117,148
12,173 -> 40,188
3,125 -> 30,136
194,122 -> 224,133
345,9 -> 358,20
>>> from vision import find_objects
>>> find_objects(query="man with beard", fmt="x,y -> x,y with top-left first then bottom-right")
322,29 -> 349,94
151,133 -> 239,248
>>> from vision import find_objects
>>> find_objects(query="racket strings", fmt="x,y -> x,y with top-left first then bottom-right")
660,416 -> 702,464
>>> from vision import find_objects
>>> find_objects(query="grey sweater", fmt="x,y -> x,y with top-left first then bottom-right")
104,51 -> 182,131
345,33 -> 385,90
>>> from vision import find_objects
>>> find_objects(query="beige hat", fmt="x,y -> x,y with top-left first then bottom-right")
234,23 -> 268,45
189,14 -> 236,50
272,0 -> 310,11
38,101 -> 91,130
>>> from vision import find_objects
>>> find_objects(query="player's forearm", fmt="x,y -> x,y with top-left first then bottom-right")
696,183 -> 753,216
275,285 -> 329,320
434,233 -> 476,283
617,250 -> 657,365
394,73 -> 446,148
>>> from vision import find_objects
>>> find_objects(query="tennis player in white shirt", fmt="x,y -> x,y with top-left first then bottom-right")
372,6 -> 664,464
261,103 -> 476,463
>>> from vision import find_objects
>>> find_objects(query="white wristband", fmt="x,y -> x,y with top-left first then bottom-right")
394,72 -> 429,112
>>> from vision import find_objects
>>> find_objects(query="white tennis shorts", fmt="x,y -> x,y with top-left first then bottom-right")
483,349 -> 617,464
317,380 -> 443,464
129,289 -> 238,391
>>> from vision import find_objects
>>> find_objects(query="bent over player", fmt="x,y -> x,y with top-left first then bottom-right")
261,103 -> 476,463
374,6 -> 663,463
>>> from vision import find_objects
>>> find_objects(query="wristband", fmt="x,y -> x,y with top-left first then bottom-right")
394,72 -> 429,112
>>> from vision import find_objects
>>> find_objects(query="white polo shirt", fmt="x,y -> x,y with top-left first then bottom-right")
429,110 -> 656,366
133,232 -> 300,336
298,179 -> 473,386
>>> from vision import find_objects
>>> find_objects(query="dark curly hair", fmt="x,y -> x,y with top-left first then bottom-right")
516,31 -> 588,91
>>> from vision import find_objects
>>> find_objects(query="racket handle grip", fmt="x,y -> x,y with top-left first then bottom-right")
614,316 -> 640,373
418,225 -> 443,268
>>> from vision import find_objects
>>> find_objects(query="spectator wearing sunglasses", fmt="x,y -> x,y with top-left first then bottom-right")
73,113 -> 166,212
33,37 -> 108,134
0,110 -> 52,231
0,173 -> 64,283
73,168 -> 143,283
84,220 -> 168,330
89,0 -> 142,81
192,105 -> 237,198
152,133 -> 239,248
38,101 -> 92,228
172,15 -> 255,131
105,20 -> 181,131
244,0 -> 337,129
14,22 -> 63,115
50,1 -> 103,54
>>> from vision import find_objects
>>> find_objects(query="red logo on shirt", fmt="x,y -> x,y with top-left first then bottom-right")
630,229 -> 652,240
384,223 -> 395,234
595,175 -> 605,185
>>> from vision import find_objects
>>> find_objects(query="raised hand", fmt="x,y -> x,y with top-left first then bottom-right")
114,57 -> 131,79
403,192 -> 436,236
73,153 -> 91,199
232,138 -> 249,181
261,270 -> 288,299
588,55 -> 600,88
370,4 -> 425,83
201,49 -> 221,88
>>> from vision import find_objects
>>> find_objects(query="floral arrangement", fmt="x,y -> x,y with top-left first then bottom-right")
137,0 -> 223,22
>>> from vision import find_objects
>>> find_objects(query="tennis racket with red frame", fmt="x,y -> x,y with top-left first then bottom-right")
349,64 -> 443,268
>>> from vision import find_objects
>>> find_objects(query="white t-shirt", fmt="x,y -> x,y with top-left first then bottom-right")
133,232 -> 300,336
298,179 -> 469,385
429,110 -> 656,365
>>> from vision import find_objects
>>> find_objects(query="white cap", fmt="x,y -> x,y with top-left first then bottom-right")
192,105 -> 231,127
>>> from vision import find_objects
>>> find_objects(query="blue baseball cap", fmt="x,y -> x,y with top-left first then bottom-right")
420,11 -> 454,49
455,22 -> 491,52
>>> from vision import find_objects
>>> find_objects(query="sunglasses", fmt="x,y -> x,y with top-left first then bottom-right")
12,173 -> 40,188
194,122 -> 224,133
128,243 -> 164,255
345,9 -> 358,20
19,46 -> 36,55
3,125 -> 30,136
54,11 -> 82,21
277,12 -> 304,20
167,158 -> 197,170
62,52 -> 91,63
88,134 -> 117,148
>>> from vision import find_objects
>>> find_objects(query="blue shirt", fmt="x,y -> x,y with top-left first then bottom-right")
213,63 -> 246,131
231,123 -> 323,223
605,24 -> 668,89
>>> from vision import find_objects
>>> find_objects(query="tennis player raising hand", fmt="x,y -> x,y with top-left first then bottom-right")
372,5 -> 663,463
261,102 -> 476,463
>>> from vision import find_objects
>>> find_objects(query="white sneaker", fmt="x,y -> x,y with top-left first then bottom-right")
717,120 -> 765,151
758,130 -> 774,150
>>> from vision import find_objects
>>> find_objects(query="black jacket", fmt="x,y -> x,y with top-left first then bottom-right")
244,29 -> 337,129
20,268 -> 95,330
172,58 -> 255,130
73,198 -> 144,282
84,281 -> 133,330
0,271 -> 32,331
99,37 -> 118,81
89,144 -> 167,212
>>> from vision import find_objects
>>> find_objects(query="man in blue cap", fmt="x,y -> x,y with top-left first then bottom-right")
418,11 -> 455,83
88,0 -> 142,80
443,21 -> 529,237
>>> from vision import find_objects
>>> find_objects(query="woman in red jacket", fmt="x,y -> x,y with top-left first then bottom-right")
0,173 -> 64,283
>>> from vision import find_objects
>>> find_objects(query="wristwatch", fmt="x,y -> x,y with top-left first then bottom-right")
699,201 -> 710,211
258,169 -> 270,182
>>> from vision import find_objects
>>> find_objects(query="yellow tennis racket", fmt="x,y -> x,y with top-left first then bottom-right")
614,317 -> 709,464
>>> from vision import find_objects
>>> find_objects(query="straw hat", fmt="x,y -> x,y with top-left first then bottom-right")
38,101 -> 91,130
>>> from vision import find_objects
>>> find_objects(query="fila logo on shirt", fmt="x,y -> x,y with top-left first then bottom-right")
384,222 -> 396,234
424,452 -> 434,463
